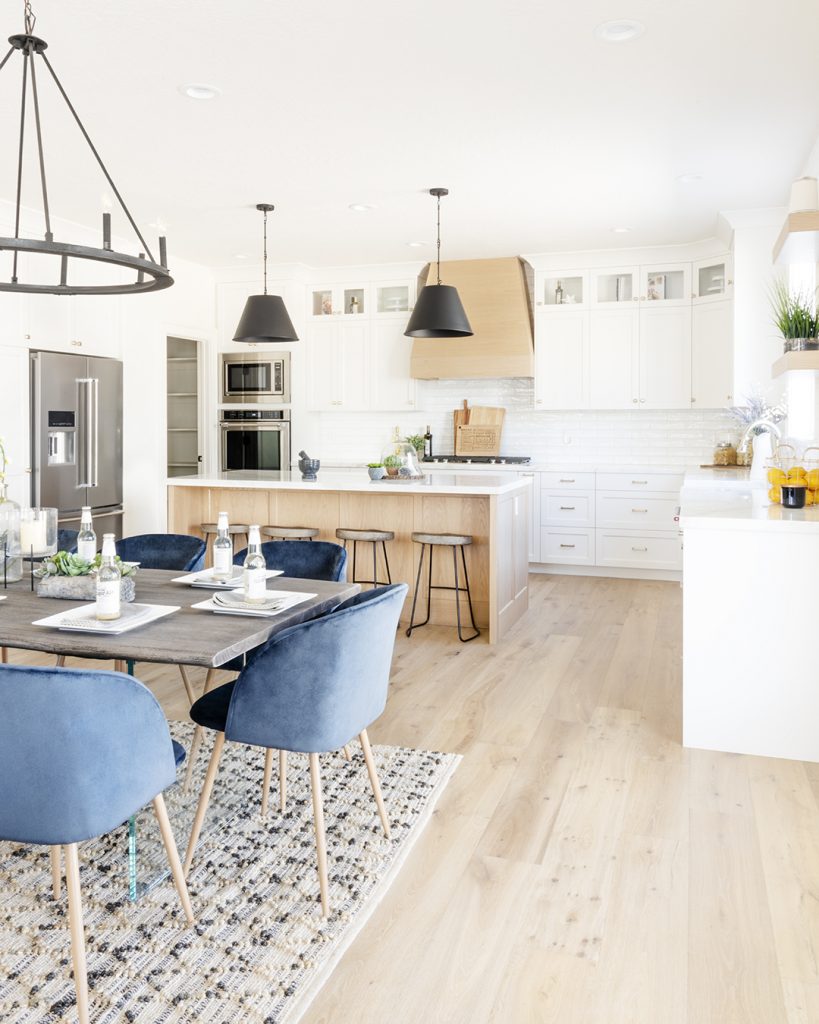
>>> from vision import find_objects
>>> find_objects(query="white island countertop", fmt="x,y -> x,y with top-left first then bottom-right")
167,470 -> 531,497
680,466 -> 819,533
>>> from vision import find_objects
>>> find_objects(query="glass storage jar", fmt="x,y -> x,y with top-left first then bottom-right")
713,440 -> 737,466
0,484 -> 22,583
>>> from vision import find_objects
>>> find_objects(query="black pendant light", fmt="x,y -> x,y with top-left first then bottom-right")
0,0 -> 172,295
404,187 -> 473,338
233,204 -> 299,344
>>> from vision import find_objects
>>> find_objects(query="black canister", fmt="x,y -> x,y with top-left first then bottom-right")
781,484 -> 807,509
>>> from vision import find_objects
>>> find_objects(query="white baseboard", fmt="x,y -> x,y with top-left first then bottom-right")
529,563 -> 682,583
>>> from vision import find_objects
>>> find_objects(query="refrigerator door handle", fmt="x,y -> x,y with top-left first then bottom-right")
76,378 -> 99,488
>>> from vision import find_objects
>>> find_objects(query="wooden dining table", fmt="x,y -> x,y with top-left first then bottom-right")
0,568 -> 361,900
0,568 -> 360,668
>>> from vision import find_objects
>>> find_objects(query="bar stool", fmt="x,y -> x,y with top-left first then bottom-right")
406,532 -> 480,643
262,526 -> 319,541
335,528 -> 393,588
200,522 -> 249,561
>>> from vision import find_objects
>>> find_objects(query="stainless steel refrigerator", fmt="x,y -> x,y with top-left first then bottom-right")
30,350 -> 123,537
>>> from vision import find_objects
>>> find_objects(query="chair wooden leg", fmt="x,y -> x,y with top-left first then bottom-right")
359,729 -> 391,839
342,744 -> 352,762
279,750 -> 287,813
177,665 -> 196,706
50,844 -> 61,899
183,731 -> 225,878
183,725 -> 203,793
1,646 -> 7,663
261,748 -> 274,818
202,668 -> 217,693
64,843 -> 90,1024
114,660 -> 125,673
152,794 -> 195,926
309,753 -> 330,917
55,655 -> 66,667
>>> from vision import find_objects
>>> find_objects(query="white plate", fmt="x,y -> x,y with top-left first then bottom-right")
171,567 -> 283,589
192,590 -> 316,618
33,602 -> 179,635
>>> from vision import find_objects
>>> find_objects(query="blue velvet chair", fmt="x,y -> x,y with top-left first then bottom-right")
116,533 -> 206,573
114,533 -> 206,705
58,528 -> 79,553
183,583 -> 407,916
0,664 -> 194,1024
232,539 -> 347,582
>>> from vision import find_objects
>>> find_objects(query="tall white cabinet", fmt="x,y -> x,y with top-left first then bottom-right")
534,253 -> 733,410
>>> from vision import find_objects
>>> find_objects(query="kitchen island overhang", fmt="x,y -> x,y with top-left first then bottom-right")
167,471 -> 532,644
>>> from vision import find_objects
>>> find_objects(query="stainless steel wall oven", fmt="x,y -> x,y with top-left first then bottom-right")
220,410 -> 291,472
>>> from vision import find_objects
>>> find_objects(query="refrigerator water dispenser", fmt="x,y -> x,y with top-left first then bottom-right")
47,410 -> 76,466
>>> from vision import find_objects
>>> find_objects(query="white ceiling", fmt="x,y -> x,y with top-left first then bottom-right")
1,0 -> 818,270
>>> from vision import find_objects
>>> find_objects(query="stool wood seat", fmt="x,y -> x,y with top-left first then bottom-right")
406,531 -> 480,643
335,528 -> 394,588
261,526 -> 319,540
200,523 -> 250,561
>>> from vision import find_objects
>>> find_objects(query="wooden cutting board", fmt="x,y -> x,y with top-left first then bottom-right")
453,399 -> 470,438
467,406 -> 506,428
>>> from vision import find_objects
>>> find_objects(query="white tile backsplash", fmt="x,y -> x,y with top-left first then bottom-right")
311,378 -> 734,467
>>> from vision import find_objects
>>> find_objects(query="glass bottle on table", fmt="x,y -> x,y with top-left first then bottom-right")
95,533 -> 121,621
77,506 -> 96,562
242,524 -> 267,602
212,511 -> 233,581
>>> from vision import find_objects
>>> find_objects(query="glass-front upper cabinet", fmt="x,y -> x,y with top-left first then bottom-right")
310,285 -> 367,317
536,271 -> 588,309
591,267 -> 638,306
637,263 -> 691,307
374,281 -> 414,318
692,256 -> 733,304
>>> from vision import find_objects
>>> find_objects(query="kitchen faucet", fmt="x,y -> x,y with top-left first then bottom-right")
737,417 -> 782,456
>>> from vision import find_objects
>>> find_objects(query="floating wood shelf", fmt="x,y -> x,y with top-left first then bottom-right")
772,350 -> 819,378
772,211 -> 819,264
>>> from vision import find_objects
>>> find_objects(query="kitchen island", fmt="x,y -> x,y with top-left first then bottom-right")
168,470 -> 531,643
680,468 -> 819,761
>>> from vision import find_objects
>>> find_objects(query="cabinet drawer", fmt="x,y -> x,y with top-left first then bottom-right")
540,527 -> 595,565
596,471 -> 683,492
596,494 -> 679,530
596,530 -> 682,570
542,491 -> 594,527
541,471 -> 595,490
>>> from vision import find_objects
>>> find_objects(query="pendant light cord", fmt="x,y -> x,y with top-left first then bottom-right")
435,191 -> 442,285
24,0 -> 35,35
263,207 -> 268,295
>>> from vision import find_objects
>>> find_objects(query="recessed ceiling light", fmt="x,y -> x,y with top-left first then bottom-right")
594,19 -> 645,43
179,83 -> 221,101
348,203 -> 375,212
234,254 -> 248,260
407,240 -> 428,248
611,226 -> 632,234
675,173 -> 703,183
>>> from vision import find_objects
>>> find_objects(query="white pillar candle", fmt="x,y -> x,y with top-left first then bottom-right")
20,516 -> 48,554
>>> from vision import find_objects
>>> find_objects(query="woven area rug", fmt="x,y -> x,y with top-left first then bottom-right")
0,723 -> 459,1023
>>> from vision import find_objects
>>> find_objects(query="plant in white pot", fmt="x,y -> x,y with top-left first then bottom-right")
770,278 -> 818,352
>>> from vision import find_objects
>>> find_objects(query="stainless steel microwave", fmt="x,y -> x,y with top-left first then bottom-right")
221,351 -> 290,405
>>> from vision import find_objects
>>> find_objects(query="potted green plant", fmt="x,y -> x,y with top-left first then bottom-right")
383,454 -> 402,478
405,434 -> 425,456
367,462 -> 385,481
770,278 -> 818,352
33,550 -> 138,601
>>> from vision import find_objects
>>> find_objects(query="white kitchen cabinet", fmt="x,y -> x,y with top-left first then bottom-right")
638,303 -> 692,409
588,307 -> 638,409
691,299 -> 733,407
374,281 -> 414,318
540,527 -> 596,565
536,271 -> 588,309
596,530 -> 681,571
638,262 -> 691,307
368,322 -> 417,410
591,267 -> 638,306
693,255 -> 733,303
534,308 -> 587,409
310,283 -> 367,318
0,292 -> 23,346
306,320 -> 369,410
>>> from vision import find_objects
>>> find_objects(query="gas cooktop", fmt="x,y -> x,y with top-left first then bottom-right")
422,455 -> 531,465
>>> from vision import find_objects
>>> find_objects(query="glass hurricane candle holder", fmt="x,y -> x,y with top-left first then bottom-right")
19,507 -> 58,558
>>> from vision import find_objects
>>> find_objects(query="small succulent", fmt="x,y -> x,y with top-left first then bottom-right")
34,550 -> 138,579
367,462 -> 383,469
405,434 -> 425,455
383,455 -> 402,468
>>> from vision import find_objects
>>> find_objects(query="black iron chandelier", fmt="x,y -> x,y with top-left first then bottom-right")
404,187 -> 472,338
0,1 -> 173,295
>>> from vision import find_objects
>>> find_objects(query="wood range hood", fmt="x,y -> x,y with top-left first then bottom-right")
410,257 -> 534,379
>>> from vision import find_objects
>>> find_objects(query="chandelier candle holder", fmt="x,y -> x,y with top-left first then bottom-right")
0,1 -> 173,295
0,492 -> 22,586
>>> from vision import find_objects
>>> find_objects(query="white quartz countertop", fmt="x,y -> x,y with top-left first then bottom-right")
168,470 -> 530,496
680,466 -> 819,533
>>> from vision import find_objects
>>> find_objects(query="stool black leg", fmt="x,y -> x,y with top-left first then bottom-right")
352,541 -> 358,584
382,541 -> 392,584
372,540 -> 378,590
406,544 -> 427,637
453,544 -> 480,642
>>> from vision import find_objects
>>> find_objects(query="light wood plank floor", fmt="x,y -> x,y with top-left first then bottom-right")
12,574 -> 819,1023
